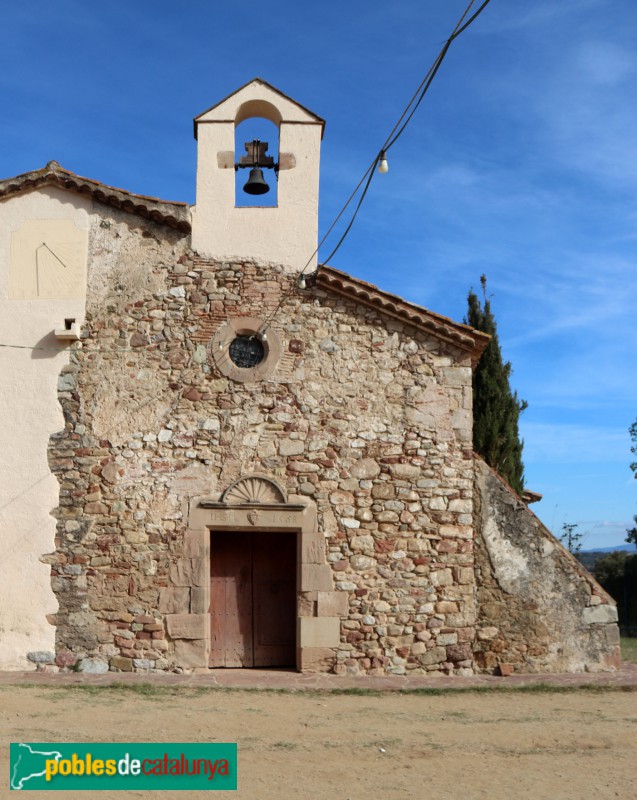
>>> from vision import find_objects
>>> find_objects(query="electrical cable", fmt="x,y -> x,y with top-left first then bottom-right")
380,0 -> 479,156
0,342 -> 174,354
384,0 -> 491,153
319,154 -> 379,266
326,0 -> 492,265
256,0 -> 491,336
252,157 -> 380,333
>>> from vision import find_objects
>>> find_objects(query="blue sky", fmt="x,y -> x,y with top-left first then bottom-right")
1,0 -> 635,549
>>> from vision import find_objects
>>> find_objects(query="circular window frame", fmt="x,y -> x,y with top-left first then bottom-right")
210,317 -> 282,383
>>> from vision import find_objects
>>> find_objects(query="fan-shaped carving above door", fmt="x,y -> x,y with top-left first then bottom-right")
221,475 -> 287,505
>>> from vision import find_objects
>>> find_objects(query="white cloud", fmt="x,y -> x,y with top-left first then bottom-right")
574,41 -> 636,86
530,38 -> 637,185
476,0 -> 605,35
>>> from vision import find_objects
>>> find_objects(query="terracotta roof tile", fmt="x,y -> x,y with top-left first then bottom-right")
0,161 -> 191,232
316,264 -> 490,366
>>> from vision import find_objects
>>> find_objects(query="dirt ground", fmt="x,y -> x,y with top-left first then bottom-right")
1,684 -> 636,799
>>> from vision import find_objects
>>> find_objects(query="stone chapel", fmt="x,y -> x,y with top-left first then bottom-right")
0,80 -> 620,675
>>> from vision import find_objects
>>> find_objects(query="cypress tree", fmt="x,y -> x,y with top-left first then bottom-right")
466,275 -> 527,494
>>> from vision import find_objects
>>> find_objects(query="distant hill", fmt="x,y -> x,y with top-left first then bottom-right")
582,544 -> 635,554
577,545 -> 635,573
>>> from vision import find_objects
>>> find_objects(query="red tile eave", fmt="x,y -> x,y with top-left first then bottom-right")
316,264 -> 491,367
521,489 -> 543,504
0,163 -> 191,233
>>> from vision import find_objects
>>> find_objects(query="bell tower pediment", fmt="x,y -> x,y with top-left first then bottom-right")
194,78 -> 325,131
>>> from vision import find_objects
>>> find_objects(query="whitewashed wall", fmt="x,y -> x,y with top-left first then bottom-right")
0,187 -> 89,669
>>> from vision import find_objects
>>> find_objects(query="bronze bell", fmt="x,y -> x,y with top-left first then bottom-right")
243,167 -> 270,195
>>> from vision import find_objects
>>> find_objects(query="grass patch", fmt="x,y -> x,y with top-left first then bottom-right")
21,683 -> 211,700
8,681 -> 636,700
621,637 -> 637,664
395,683 -> 636,696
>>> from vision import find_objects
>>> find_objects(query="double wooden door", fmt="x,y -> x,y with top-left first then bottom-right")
209,531 -> 296,668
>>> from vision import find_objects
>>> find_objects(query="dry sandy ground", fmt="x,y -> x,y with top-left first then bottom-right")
1,684 -> 636,799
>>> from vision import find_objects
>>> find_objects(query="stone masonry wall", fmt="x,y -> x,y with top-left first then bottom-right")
474,458 -> 620,674
45,215 -> 477,675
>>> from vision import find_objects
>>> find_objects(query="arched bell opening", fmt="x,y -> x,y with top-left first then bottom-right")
234,116 -> 279,208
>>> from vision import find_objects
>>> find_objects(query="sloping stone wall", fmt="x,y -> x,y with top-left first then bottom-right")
473,458 -> 620,673
47,228 -> 478,675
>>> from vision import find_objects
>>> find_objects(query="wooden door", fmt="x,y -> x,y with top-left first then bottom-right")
252,533 -> 296,667
209,531 -> 296,668
209,531 -> 253,667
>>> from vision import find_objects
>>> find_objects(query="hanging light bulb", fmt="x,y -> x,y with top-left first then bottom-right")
298,273 -> 307,290
378,150 -> 389,174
